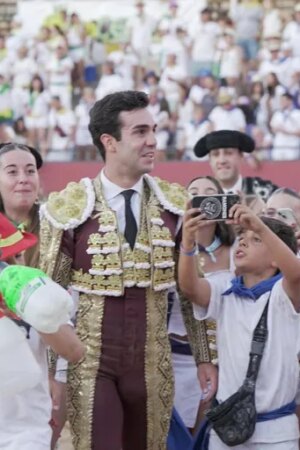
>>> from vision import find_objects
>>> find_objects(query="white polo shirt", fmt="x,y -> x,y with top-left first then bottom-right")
0,323 -> 52,450
194,272 -> 300,443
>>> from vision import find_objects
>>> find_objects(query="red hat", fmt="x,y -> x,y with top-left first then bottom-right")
0,213 -> 38,261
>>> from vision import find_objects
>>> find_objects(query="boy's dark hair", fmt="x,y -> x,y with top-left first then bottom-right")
260,216 -> 298,254
88,90 -> 149,161
187,175 -> 236,247
271,187 -> 300,200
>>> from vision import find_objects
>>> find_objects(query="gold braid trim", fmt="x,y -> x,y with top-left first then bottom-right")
206,319 -> 218,364
179,292 -> 211,364
40,216 -> 71,374
52,252 -> 73,289
68,294 -> 104,450
197,253 -> 218,364
154,177 -> 187,213
174,249 -> 211,365
145,288 -> 174,449
39,217 -> 65,277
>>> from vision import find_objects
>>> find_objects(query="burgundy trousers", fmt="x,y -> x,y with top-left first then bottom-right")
92,288 -> 148,450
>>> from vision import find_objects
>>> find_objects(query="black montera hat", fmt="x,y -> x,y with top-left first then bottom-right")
194,130 -> 255,158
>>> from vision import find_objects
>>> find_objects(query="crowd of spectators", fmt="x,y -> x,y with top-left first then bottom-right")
0,0 -> 300,162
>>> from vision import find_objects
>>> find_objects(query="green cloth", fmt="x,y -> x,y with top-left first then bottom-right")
0,266 -> 47,312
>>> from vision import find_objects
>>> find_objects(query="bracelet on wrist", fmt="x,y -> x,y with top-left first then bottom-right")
180,244 -> 198,256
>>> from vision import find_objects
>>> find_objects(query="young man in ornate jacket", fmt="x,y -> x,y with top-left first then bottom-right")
39,90 -> 211,450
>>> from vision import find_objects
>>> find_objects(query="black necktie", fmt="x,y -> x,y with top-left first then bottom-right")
121,189 -> 137,249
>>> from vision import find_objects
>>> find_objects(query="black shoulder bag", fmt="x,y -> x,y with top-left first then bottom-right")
205,298 -> 270,447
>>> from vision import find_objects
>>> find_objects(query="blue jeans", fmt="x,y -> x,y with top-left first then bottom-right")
237,39 -> 259,60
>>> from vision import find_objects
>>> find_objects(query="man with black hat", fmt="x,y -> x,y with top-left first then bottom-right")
194,130 -> 278,200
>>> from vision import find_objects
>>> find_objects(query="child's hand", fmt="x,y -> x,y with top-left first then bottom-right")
182,201 -> 213,249
227,204 -> 265,234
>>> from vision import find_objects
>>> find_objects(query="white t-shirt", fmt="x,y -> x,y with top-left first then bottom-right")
270,108 -> 300,160
95,73 -> 123,100
190,21 -> 220,62
128,15 -> 156,53
47,55 -> 73,87
0,321 -> 52,450
283,21 -> 300,57
193,273 -> 300,443
48,107 -> 76,151
183,119 -> 212,160
11,56 -> 38,89
74,102 -> 94,146
209,106 -> 246,132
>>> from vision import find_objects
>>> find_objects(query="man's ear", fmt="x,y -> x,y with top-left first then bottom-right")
100,133 -> 116,155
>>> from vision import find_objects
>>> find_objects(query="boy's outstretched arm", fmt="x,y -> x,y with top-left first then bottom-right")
230,204 -> 300,310
40,324 -> 85,363
178,207 -> 211,307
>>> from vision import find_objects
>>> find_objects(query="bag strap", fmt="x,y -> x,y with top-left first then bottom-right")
245,293 -> 271,384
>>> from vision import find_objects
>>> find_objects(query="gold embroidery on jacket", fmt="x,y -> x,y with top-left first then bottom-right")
145,288 -> 174,449
67,294 -> 104,450
70,178 -> 176,296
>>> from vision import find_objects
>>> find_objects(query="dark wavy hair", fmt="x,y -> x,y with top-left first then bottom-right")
88,90 -> 149,161
260,216 -> 297,255
187,175 -> 236,247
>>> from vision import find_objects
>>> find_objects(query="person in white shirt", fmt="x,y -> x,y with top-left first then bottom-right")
95,60 -> 123,100
277,42 -> 300,89
179,203 -> 300,449
159,52 -> 187,112
0,320 -> 84,450
11,46 -> 38,91
25,75 -> 50,158
157,26 -> 190,74
270,92 -> 300,160
283,4 -> 300,58
181,104 -> 213,160
209,90 -> 246,132
47,96 -> 76,162
157,1 -> 185,36
127,1 -> 156,70
74,87 -> 97,161
258,42 -> 285,81
147,87 -> 170,161
108,44 -> 138,90
215,28 -> 243,84
46,44 -> 74,109
230,0 -> 263,62
0,35 -> 12,80
189,8 -> 220,75
262,0 -> 282,39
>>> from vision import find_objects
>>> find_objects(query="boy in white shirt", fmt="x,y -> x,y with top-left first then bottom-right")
179,204 -> 300,449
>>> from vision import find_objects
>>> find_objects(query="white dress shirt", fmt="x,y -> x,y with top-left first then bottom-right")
222,175 -> 243,194
100,170 -> 143,234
